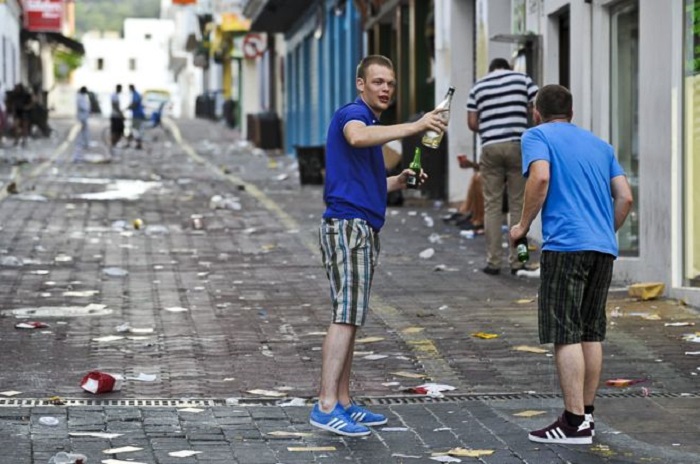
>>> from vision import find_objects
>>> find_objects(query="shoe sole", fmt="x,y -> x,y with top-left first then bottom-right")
309,419 -> 371,437
528,434 -> 592,445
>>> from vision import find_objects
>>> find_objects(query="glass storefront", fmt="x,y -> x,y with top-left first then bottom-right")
684,0 -> 700,286
610,1 -> 639,256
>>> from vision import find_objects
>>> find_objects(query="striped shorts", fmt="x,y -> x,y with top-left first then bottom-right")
538,251 -> 614,344
319,218 -> 380,326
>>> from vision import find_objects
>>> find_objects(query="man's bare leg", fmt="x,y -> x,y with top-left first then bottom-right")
554,343 -> 585,415
319,323 -> 356,412
581,341 -> 603,406
338,332 -> 356,407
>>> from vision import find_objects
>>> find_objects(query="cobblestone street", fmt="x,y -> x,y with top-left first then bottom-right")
0,117 -> 698,463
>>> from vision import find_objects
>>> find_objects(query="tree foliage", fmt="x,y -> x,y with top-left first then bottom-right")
75,0 -> 161,36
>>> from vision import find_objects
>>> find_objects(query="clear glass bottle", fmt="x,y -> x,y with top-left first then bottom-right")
422,86 -> 455,149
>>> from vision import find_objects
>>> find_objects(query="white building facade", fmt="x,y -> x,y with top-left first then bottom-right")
0,0 -> 22,90
73,18 -> 178,117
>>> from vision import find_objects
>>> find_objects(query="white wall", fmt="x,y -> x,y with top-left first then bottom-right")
0,0 -> 21,89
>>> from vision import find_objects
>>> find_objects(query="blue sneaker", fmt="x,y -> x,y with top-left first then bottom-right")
309,403 -> 371,437
345,403 -> 388,426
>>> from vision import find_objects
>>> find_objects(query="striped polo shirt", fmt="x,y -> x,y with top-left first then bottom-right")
466,70 -> 538,146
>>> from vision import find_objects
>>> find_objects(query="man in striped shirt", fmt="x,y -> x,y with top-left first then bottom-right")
467,58 -> 538,275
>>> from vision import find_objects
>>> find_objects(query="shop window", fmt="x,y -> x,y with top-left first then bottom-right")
610,1 -> 639,256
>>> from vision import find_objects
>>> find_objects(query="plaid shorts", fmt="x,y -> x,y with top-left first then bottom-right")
538,251 -> 614,344
319,218 -> 380,326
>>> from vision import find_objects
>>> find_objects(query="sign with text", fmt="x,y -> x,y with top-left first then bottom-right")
23,0 -> 65,32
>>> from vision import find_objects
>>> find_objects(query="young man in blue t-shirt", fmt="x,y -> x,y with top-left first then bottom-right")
310,55 -> 447,437
510,84 -> 633,445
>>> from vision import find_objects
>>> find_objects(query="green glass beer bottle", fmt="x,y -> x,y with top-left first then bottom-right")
516,237 -> 529,263
407,147 -> 422,189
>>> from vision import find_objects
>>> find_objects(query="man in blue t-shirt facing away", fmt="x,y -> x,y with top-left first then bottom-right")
310,55 -> 447,437
510,84 -> 633,445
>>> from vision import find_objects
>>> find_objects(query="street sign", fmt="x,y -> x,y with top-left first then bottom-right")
243,32 -> 266,59
23,0 -> 64,32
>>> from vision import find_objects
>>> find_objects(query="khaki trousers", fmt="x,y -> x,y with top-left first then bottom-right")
479,140 -> 526,268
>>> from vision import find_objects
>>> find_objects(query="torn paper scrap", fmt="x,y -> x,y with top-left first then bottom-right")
513,345 -> 549,354
356,336 -> 385,344
71,432 -> 123,439
472,332 -> 499,339
126,373 -> 157,382
169,450 -> 202,457
246,389 -> 287,397
0,391 -> 22,397
448,448 -> 495,458
287,446 -> 337,452
178,408 -> 205,413
513,410 -> 547,418
391,371 -> 428,379
267,431 -> 314,438
102,446 -> 143,453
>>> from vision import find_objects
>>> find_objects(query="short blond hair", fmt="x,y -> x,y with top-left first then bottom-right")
356,55 -> 394,80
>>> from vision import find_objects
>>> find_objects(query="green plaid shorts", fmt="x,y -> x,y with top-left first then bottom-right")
538,251 -> 614,344
319,218 -> 380,326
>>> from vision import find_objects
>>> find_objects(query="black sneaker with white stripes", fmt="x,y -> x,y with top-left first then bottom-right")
586,413 -> 595,436
528,414 -> 593,444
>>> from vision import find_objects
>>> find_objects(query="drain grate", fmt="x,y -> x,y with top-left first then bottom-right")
0,391 -> 697,408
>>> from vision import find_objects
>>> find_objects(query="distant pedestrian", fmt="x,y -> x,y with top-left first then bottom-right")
0,82 -> 6,145
74,86 -> 91,162
310,55 -> 447,437
110,84 -> 125,154
467,58 -> 538,275
510,84 -> 633,445
128,84 -> 145,150
8,83 -> 32,147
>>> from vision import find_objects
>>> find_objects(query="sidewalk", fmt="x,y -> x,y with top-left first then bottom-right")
0,117 -> 697,463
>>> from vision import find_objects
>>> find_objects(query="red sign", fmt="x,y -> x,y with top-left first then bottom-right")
172,0 -> 197,4
23,0 -> 65,33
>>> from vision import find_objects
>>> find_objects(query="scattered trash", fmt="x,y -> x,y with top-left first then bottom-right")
0,391 -> 22,397
514,345 -> 548,354
80,371 -> 123,394
665,322 -> 695,327
15,193 -> 48,202
391,371 -> 428,379
209,194 -> 241,210
402,327 -> 425,334
392,453 -> 421,459
382,382 -> 400,387
419,248 -> 435,259
93,335 -> 124,343
642,314 -> 662,321
145,225 -> 169,235
126,373 -> 157,382
459,230 -> 475,239
288,447 -> 336,452
405,383 -> 456,397
682,333 -> 700,343
267,431 -> 313,438
515,298 -> 535,304
428,233 -> 442,244
47,452 -> 88,464
103,445 -> 143,453
63,290 -> 100,297
178,407 -> 205,413
628,282 -> 665,300
103,267 -> 129,277
472,332 -> 499,339
641,386 -> 650,397
513,410 -> 547,417
6,181 -> 18,194
448,448 -> 495,458
356,336 -> 385,344
70,431 -> 123,439
605,377 -> 649,387
438,305 -> 449,311
8,304 -> 112,318
423,216 -> 434,227
164,306 -> 189,312
246,389 -> 287,397
48,396 -> 66,405
38,416 -> 60,426
430,455 -> 461,462
15,321 -> 50,329
0,256 -> 23,267
279,397 -> 307,407
380,427 -> 409,432
364,354 -> 388,360
168,450 -> 202,457
132,218 -> 144,229
190,214 -> 204,230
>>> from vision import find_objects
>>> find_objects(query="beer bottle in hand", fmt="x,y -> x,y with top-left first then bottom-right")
407,147 -> 422,189
515,237 -> 529,263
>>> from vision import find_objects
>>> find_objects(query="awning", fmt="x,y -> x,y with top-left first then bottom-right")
244,0 -> 315,33
21,30 -> 85,55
